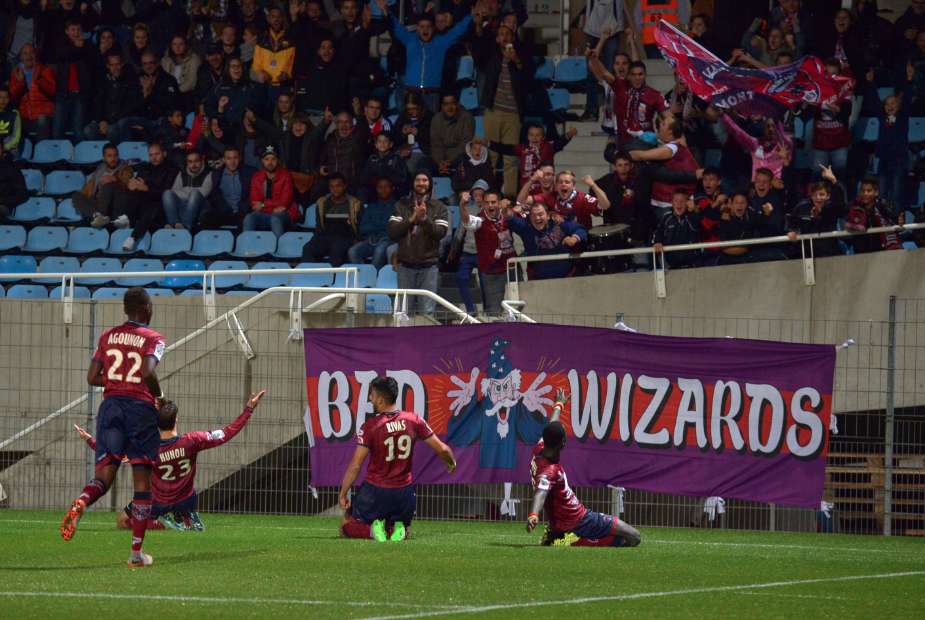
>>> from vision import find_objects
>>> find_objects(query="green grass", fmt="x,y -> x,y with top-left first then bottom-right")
1,510 -> 924,619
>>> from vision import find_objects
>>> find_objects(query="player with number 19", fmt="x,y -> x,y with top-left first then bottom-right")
339,376 -> 457,542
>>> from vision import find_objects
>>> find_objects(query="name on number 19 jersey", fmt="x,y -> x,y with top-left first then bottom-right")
357,411 -> 434,489
92,321 -> 166,406
530,441 -> 588,532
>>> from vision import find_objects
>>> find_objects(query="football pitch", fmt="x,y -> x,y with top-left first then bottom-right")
1,511 -> 923,619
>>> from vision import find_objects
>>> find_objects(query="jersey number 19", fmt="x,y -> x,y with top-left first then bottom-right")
384,435 -> 411,462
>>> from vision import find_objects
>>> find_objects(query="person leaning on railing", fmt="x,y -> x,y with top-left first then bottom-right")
506,199 -> 587,280
786,164 -> 845,257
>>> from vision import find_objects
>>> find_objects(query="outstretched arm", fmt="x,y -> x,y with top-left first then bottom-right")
338,445 -> 370,510
424,435 -> 457,473
194,390 -> 266,451
549,388 -> 569,424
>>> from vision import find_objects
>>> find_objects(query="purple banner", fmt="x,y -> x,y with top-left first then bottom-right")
304,324 -> 835,508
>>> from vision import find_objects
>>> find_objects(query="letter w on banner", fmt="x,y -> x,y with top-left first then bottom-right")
304,324 -> 836,509
654,20 -> 853,117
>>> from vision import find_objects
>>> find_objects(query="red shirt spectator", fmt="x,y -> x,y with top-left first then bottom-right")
249,153 -> 299,223
9,44 -> 56,122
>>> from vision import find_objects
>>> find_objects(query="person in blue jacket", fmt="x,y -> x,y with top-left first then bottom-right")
507,201 -> 588,279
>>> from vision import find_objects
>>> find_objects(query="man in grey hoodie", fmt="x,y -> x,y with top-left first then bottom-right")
162,150 -> 213,230
71,142 -> 129,227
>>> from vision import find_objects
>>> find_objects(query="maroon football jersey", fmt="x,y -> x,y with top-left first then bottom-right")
92,321 -> 166,406
357,410 -> 434,488
530,441 -> 588,532
552,191 -> 599,229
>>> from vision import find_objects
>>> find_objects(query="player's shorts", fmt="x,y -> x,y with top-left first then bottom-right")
126,492 -> 198,519
94,396 -> 159,467
351,482 -> 416,526
570,511 -> 617,539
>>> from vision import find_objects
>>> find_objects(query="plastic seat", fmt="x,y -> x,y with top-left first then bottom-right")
274,231 -> 313,258
12,197 -> 55,223
474,115 -> 485,139
21,169 -> 43,193
77,257 -> 122,285
208,260 -> 249,288
30,139 -> 75,164
855,117 -> 879,142
53,198 -> 83,223
224,290 -> 256,297
43,170 -> 86,196
0,255 -> 38,281
106,230 -> 151,255
7,284 -> 48,299
877,87 -> 895,101
0,225 -> 27,251
148,229 -> 193,256
64,227 -> 109,254
147,288 -> 177,297
160,259 -> 206,288
23,226 -> 68,252
534,57 -> 555,81
910,117 -> 925,143
115,258 -> 164,286
460,86 -> 479,111
333,263 -> 378,288
71,140 -> 108,165
432,177 -> 454,201
918,182 -> 925,208
180,288 -> 205,297
456,56 -> 475,83
36,256 -> 80,282
19,139 -> 33,161
190,230 -> 234,257
902,241 -> 918,251
376,265 -> 398,289
247,261 -> 292,289
299,204 -> 318,229
547,88 -> 570,112
232,231 -> 277,258
366,293 -> 393,313
184,112 -> 195,129
50,285 -> 91,299
554,56 -> 587,83
447,205 -> 461,230
93,287 -> 127,300
118,141 -> 149,162
292,262 -> 334,287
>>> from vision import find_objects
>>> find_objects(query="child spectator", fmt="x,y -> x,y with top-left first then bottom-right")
845,177 -> 902,254
787,165 -> 846,257
653,189 -> 701,269
721,112 -> 792,181
488,123 -> 577,194
361,132 -> 410,203
868,64 -> 914,210
693,167 -> 725,261
348,177 -> 398,270
451,137 -> 495,194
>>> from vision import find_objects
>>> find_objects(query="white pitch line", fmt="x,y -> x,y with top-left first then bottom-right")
734,591 -> 846,601
0,591 -> 465,610
355,571 -> 925,620
644,538 -> 897,554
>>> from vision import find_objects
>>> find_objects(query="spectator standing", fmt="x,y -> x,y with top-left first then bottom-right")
461,189 -> 517,316
451,182 -> 489,315
489,124 -> 577,194
550,170 -> 611,230
52,19 -> 95,139
845,178 -> 902,254
161,35 -> 201,113
250,6 -> 296,97
810,58 -> 853,181
721,113 -> 792,181
595,151 -> 638,230
451,137 -> 496,194
9,43 -> 55,141
163,151 -> 213,230
869,66 -> 913,210
319,111 -> 371,197
303,173 -> 361,266
653,190 -> 701,269
294,37 -> 348,114
506,202 -> 587,280
430,93 -> 475,178
245,146 -> 299,238
787,165 -> 845,257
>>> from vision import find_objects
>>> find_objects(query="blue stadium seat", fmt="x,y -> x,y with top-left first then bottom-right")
299,204 -> 318,229
118,141 -> 149,162
855,117 -> 879,142
106,229 -> 151,255
180,289 -> 205,297
77,257 -> 122,285
7,284 -> 48,299
0,225 -> 27,251
247,261 -> 291,289
433,176 -> 454,201
292,262 -> 334,287
447,204 -> 461,229
918,182 -> 925,208
224,290 -> 256,297
146,288 -> 175,297
366,293 -> 392,313
50,285 -> 91,299
704,149 -> 722,168
554,56 -> 587,83
36,256 -> 80,282
53,198 -> 83,223
92,287 -> 128,300
23,226 -> 68,252
333,264 -> 378,288
274,231 -> 313,258
71,140 -> 108,165
0,284 -> 4,297
44,170 -> 86,196
460,86 -> 479,111
387,90 -> 398,112
547,88 -> 570,113
190,230 -> 234,257
208,260 -> 250,288
456,55 -> 475,83
910,117 -> 925,143
877,87 -> 895,101
902,241 -> 918,251
147,229 -> 193,256
12,197 -> 55,223
30,139 -> 75,164
867,156 -> 879,174
160,259 -> 206,288
64,227 -> 109,254
232,231 -> 277,258
534,57 -> 555,81
0,255 -> 38,281
792,117 -> 805,141
116,258 -> 164,286
21,169 -> 43,193
376,265 -> 397,289
474,115 -> 485,139
19,138 -> 33,161
184,112 -> 195,129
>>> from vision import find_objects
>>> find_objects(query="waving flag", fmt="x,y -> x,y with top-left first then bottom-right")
654,21 -> 853,116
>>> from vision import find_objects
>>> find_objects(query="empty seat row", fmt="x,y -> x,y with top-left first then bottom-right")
21,140 -> 150,166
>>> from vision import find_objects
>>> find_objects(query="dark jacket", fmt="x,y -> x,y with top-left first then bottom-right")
471,34 -> 534,113
208,165 -> 256,216
788,184 -> 846,257
130,160 -> 179,206
506,214 -> 586,279
392,111 -> 433,158
0,155 -> 29,216
361,151 -> 409,194
207,77 -> 261,128
387,195 -> 450,266
320,122 -> 371,190
294,57 -> 349,113
253,117 -> 324,173
92,70 -> 144,123
54,39 -> 97,102
139,68 -> 181,120
194,64 -> 224,108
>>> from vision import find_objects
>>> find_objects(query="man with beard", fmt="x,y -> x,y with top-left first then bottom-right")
460,190 -> 517,316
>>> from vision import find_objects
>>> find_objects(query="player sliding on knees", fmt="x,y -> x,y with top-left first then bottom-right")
527,388 -> 641,548
73,389 -> 267,532
338,376 -> 457,542
60,287 -> 166,568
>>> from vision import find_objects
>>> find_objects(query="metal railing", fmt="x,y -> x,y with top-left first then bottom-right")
505,223 -> 925,299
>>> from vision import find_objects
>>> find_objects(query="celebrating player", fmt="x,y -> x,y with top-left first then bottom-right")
338,376 -> 457,542
74,389 -> 266,532
60,287 -> 166,568
527,389 -> 642,548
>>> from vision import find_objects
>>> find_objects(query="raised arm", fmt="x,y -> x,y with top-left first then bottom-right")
583,175 -> 611,211
587,49 -> 616,85
193,390 -> 266,451
720,113 -> 759,153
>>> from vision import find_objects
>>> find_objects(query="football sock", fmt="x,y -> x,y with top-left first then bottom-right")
78,478 -> 107,507
130,492 -> 152,554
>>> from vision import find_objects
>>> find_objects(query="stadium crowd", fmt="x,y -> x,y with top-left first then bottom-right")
0,0 -> 923,315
